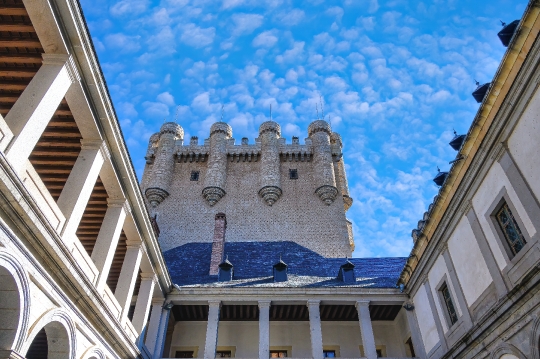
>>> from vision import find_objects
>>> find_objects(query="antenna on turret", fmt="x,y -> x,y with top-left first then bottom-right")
221,105 -> 224,122
174,106 -> 180,123
316,103 -> 320,120
319,95 -> 325,120
270,104 -> 272,120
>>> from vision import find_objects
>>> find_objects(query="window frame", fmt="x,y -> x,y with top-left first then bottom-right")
439,281 -> 458,326
190,170 -> 200,181
495,202 -> 527,256
289,169 -> 298,180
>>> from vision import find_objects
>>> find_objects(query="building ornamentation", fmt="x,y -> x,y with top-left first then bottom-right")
315,184 -> 338,205
258,185 -> 283,206
145,187 -> 169,208
202,186 -> 226,207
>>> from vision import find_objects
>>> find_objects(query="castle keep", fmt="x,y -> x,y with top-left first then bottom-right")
141,119 -> 354,257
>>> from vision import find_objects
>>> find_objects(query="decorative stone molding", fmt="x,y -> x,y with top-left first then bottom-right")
489,343 -> 526,359
258,300 -> 272,308
145,187 -> 169,208
308,120 -> 332,136
258,186 -> 282,206
202,186 -> 226,206
81,139 -> 110,160
315,185 -> 338,205
343,195 -> 353,210
107,198 -> 130,213
210,122 -> 233,137
160,122 -> 184,138
42,53 -> 80,83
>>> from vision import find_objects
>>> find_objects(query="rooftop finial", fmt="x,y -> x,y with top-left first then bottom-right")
474,79 -> 480,86
437,166 -> 441,172
453,128 -> 457,136
500,20 -> 506,27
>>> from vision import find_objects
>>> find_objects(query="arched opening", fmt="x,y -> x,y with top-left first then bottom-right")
500,355 -> 519,359
24,321 -> 71,359
0,265 -> 22,351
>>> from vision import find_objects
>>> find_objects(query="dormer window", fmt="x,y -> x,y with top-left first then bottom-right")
289,169 -> 298,180
190,171 -> 200,181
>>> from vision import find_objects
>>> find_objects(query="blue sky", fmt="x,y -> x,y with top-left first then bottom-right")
80,0 -> 527,258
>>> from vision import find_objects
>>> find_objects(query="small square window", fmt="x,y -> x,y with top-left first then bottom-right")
216,351 -> 231,358
323,350 -> 335,358
190,171 -> 200,181
376,349 -> 383,358
496,202 -> 526,256
289,169 -> 298,180
440,282 -> 458,325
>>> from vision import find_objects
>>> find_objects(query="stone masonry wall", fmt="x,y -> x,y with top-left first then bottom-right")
143,121 -> 353,258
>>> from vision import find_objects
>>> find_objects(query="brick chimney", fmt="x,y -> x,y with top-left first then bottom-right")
209,213 -> 227,275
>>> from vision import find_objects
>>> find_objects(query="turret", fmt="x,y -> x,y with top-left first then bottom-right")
331,132 -> 353,211
258,121 -> 282,206
308,120 -> 338,205
144,122 -> 183,208
202,122 -> 232,206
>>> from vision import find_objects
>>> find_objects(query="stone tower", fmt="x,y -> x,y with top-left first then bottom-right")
142,119 -> 354,258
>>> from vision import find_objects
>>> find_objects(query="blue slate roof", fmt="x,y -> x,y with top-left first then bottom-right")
163,241 -> 406,288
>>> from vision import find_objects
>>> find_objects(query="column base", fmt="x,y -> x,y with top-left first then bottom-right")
258,186 -> 282,206
202,187 -> 226,206
315,185 -> 338,205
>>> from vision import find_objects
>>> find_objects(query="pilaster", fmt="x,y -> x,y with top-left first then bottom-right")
356,300 -> 377,359
403,302 -> 427,359
307,299 -> 323,359
204,300 -> 221,359
258,300 -> 271,359
132,273 -> 157,334
115,240 -> 143,320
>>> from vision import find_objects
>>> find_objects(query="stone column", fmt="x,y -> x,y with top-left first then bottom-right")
209,213 -> 227,275
5,54 -> 78,173
115,240 -> 143,320
356,300 -> 376,359
330,132 -> 352,211
204,300 -> 221,359
307,300 -> 323,359
132,273 -> 157,335
258,121 -> 282,206
258,300 -> 271,359
153,302 -> 173,358
145,123 -> 183,209
91,199 -> 128,290
57,140 -> 107,242
145,300 -> 166,353
308,120 -> 338,205
202,122 -> 232,206
403,302 -> 427,359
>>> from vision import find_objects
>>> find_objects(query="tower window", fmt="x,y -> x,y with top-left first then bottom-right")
323,350 -> 336,358
190,171 -> 200,181
216,351 -> 231,358
270,350 -> 287,358
440,282 -> 458,326
289,169 -> 298,180
496,202 -> 526,255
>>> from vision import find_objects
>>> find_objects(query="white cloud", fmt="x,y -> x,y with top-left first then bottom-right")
143,101 -> 169,118
252,31 -> 279,48
231,13 -> 264,36
180,24 -> 215,48
104,33 -> 141,53
276,42 -> 305,64
157,92 -> 175,106
110,0 -> 148,16
325,7 -> 344,22
275,9 -> 305,26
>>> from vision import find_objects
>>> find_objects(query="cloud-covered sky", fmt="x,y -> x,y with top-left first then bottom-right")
80,0 -> 526,258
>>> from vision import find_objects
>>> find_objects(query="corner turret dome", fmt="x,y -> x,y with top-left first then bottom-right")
308,120 -> 332,136
160,122 -> 184,139
210,122 -> 233,137
259,121 -> 281,136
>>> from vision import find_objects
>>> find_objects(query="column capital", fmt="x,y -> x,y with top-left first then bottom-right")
258,300 -> 272,308
307,299 -> 320,307
355,300 -> 370,308
208,300 -> 221,308
107,198 -> 131,213
141,272 -> 158,282
81,139 -> 110,160
126,239 -> 143,250
42,53 -> 80,82
403,301 -> 415,311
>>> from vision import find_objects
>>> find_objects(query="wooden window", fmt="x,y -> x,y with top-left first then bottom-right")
216,351 -> 232,358
440,282 -> 458,325
496,202 -> 526,255
323,350 -> 336,358
190,171 -> 200,181
289,169 -> 298,180
270,350 -> 288,358
175,351 -> 194,358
